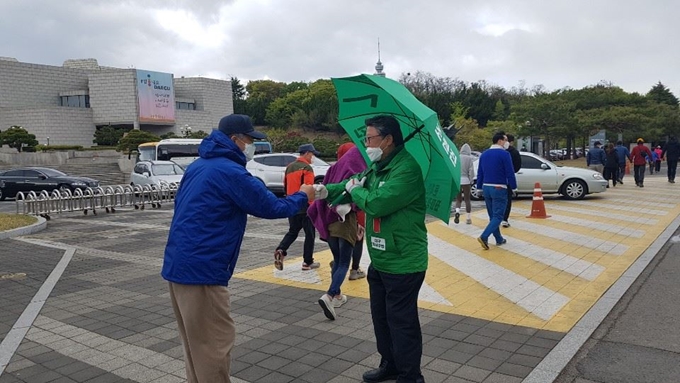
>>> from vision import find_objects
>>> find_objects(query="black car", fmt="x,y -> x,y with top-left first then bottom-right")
0,167 -> 99,200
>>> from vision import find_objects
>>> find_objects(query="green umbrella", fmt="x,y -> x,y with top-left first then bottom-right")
331,74 -> 461,223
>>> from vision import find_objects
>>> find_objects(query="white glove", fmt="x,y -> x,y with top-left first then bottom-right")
336,204 -> 352,221
345,177 -> 366,194
313,184 -> 328,200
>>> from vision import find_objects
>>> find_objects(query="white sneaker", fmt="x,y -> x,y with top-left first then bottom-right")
332,294 -> 347,308
501,221 -> 510,228
318,294 -> 336,320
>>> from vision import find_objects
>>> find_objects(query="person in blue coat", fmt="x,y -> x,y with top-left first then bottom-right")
614,141 -> 631,184
162,114 -> 316,383
476,132 -> 517,250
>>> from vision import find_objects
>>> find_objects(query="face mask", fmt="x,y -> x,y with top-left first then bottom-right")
366,147 -> 383,162
243,143 -> 255,161
503,141 -> 510,149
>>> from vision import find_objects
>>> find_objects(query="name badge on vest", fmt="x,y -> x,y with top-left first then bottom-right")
371,236 -> 386,251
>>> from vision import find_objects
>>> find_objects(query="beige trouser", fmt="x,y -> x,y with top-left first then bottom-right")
169,282 -> 236,383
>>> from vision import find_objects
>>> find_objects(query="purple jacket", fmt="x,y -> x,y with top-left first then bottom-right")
308,146 -> 367,241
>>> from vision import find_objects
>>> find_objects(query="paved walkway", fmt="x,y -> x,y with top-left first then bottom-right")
0,173 -> 678,383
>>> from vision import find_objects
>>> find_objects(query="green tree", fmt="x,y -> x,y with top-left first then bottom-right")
1,126 -> 38,152
244,80 -> 287,124
117,130 -> 160,155
160,132 -> 178,139
93,125 -> 125,146
511,91 -> 576,158
264,79 -> 338,131
647,81 -> 679,107
187,130 -> 209,139
231,76 -> 248,114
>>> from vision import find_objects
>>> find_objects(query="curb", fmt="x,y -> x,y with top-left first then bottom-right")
0,216 -> 47,240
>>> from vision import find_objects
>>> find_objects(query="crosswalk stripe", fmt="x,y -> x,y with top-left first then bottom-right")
473,215 -> 629,256
514,202 -> 659,225
510,208 -> 645,238
427,234 -> 569,320
566,200 -> 667,215
440,222 -> 605,280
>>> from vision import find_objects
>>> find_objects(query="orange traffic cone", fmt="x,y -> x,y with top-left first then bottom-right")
527,182 -> 551,219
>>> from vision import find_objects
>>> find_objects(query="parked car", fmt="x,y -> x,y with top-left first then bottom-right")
254,141 -> 273,154
130,161 -> 184,187
246,153 -> 330,194
470,152 -> 607,200
0,167 -> 99,201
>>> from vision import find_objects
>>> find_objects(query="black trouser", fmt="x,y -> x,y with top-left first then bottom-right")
634,165 -> 646,185
503,186 -> 513,222
668,159 -> 678,181
276,213 -> 315,264
351,236 -> 363,270
655,160 -> 661,172
368,265 -> 426,382
603,167 -> 618,186
618,163 -> 626,181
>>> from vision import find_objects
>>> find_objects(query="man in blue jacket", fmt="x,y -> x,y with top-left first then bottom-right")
162,114 -> 315,383
614,141 -> 631,184
476,132 -> 517,250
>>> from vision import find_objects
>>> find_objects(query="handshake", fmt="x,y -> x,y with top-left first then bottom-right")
299,177 -> 367,202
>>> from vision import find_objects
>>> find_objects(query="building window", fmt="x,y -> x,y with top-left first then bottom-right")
176,101 -> 196,110
60,95 -> 90,108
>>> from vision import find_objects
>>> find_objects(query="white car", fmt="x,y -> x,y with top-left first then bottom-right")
246,153 -> 330,194
471,151 -> 608,200
130,161 -> 184,186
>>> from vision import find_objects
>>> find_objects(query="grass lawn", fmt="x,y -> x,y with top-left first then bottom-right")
0,214 -> 37,231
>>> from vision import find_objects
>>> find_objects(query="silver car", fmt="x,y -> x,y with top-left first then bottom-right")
130,161 -> 184,186
246,153 -> 329,194
471,152 -> 608,200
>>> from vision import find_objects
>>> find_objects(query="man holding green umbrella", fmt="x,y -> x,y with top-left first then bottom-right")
321,115 -> 427,383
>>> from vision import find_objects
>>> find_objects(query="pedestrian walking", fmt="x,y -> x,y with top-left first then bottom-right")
307,143 -> 367,320
614,141 -> 631,184
631,138 -> 654,187
336,142 -> 368,281
161,114 -> 316,383
603,143 -> 619,187
502,134 -> 521,228
587,141 -> 606,174
274,144 -> 321,271
476,132 -> 517,250
654,146 -> 663,173
661,136 -> 680,183
648,149 -> 658,175
323,115 -> 428,383
454,143 -> 475,225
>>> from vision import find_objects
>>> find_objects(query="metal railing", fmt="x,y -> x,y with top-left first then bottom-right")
15,182 -> 180,220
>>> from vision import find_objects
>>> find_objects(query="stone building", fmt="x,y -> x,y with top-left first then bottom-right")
0,57 -> 233,147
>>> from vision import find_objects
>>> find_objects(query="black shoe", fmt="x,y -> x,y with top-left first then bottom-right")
454,212 -> 460,224
363,366 -> 399,383
640,183 -> 644,188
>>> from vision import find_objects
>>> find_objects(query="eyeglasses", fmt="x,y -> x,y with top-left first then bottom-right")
364,135 -> 382,144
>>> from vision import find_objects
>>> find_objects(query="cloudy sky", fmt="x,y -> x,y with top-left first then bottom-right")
1,0 -> 678,94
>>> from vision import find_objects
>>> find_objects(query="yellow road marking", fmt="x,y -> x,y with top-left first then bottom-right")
234,177 -> 680,332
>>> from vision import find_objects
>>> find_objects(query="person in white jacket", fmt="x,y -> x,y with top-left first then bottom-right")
454,143 -> 476,224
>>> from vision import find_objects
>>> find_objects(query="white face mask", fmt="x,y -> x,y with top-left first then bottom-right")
243,143 -> 255,161
503,141 -> 510,150
366,147 -> 383,162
